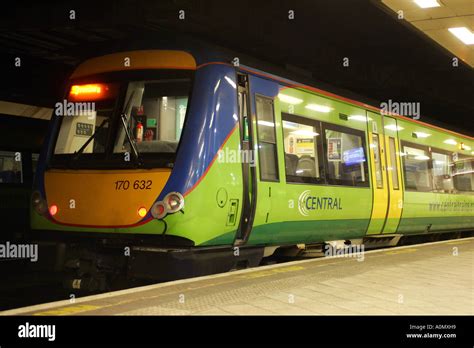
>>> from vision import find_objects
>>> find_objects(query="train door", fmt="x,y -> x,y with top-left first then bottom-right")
235,74 -> 281,245
381,116 -> 403,233
366,111 -> 389,234
235,73 -> 256,244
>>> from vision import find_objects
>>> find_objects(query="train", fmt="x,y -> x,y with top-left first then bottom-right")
29,43 -> 474,291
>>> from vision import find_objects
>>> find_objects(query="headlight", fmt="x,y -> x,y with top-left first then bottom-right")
164,192 -> 185,213
150,192 -> 184,220
151,201 -> 167,219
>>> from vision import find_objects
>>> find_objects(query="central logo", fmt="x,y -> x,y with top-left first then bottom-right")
297,191 -> 343,216
298,190 -> 311,216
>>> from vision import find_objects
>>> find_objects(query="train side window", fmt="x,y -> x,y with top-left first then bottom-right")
372,133 -> 383,188
453,156 -> 473,193
431,151 -> 454,193
255,95 -> 279,181
323,125 -> 369,187
401,143 -> 432,192
388,137 -> 399,190
0,151 -> 23,184
281,113 -> 324,184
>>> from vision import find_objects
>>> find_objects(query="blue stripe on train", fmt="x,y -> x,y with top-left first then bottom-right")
157,63 -> 239,199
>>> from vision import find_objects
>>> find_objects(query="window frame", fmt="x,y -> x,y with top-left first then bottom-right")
321,122 -> 370,188
430,147 -> 454,194
372,133 -> 384,189
388,136 -> 400,190
254,94 -> 280,182
451,153 -> 473,194
49,69 -> 195,170
400,141 -> 433,192
281,112 -> 325,185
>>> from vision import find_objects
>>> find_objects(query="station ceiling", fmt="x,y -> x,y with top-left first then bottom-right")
0,0 -> 473,135
382,0 -> 474,67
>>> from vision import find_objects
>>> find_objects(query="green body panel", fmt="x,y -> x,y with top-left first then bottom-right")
398,192 -> 474,233
397,216 -> 473,234
204,218 -> 369,246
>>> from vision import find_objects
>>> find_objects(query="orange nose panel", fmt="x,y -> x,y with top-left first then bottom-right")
44,169 -> 171,227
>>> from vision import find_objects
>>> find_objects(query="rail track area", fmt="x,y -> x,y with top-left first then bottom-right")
3,237 -> 472,316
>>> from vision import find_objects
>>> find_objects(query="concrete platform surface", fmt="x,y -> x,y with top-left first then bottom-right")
2,237 -> 473,316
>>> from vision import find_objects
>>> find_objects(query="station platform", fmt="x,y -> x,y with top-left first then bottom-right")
2,237 -> 473,316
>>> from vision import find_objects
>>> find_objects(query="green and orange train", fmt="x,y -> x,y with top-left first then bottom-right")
30,44 -> 474,290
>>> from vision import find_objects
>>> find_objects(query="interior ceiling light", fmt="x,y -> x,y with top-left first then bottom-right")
348,115 -> 372,122
305,104 -> 332,113
443,139 -> 457,145
414,0 -> 441,9
384,125 -> 404,131
278,93 -> 303,104
290,130 -> 319,137
448,27 -> 474,45
413,132 -> 431,138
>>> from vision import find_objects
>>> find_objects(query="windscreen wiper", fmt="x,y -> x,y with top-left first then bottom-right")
71,118 -> 110,162
120,112 -> 142,166
118,90 -> 142,166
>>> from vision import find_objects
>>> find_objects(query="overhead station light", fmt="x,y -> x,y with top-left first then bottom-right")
305,104 -> 332,113
278,93 -> 303,104
414,0 -> 441,9
448,27 -> 474,45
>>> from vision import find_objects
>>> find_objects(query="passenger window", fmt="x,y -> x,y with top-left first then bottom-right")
453,156 -> 473,193
402,144 -> 432,191
0,151 -> 23,184
282,113 -> 323,184
255,96 -> 279,181
372,133 -> 383,188
324,126 -> 369,187
388,137 -> 399,190
432,151 -> 454,193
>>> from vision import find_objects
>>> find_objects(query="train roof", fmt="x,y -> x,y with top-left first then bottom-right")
73,36 -> 473,141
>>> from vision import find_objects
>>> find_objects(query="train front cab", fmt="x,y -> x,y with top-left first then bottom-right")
29,50 -> 267,289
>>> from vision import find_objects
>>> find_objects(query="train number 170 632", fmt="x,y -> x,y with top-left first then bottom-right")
114,180 -> 152,190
